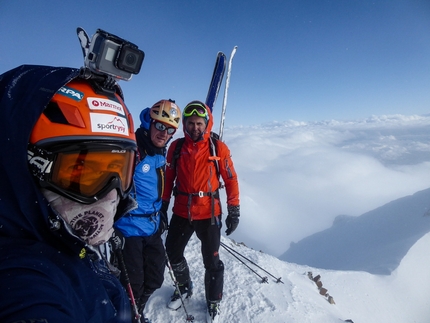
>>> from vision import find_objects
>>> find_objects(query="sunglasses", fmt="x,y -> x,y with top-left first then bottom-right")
153,121 -> 176,135
183,103 -> 208,118
28,141 -> 136,204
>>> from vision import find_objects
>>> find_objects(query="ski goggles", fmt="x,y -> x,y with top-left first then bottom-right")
183,102 -> 209,119
153,121 -> 176,135
28,141 -> 137,204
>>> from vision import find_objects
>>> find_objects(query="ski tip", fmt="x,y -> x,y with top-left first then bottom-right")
76,27 -> 89,39
76,27 -> 90,58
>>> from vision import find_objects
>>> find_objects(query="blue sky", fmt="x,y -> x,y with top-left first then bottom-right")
1,0 -> 429,127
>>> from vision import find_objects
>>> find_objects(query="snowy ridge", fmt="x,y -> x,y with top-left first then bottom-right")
143,233 -> 430,322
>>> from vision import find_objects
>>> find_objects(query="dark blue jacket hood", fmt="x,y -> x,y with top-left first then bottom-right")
0,65 -> 133,322
0,65 -> 80,244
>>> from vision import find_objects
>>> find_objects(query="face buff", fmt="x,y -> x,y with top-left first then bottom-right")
43,189 -> 120,246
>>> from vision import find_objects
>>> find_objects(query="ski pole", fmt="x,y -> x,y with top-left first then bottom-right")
165,250 -> 195,322
116,249 -> 142,322
221,242 -> 284,284
220,243 -> 268,284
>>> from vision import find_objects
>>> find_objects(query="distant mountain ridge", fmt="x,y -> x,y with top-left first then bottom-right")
280,187 -> 430,275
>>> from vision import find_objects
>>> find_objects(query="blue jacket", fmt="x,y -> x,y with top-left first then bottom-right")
115,109 -> 165,237
0,65 -> 132,323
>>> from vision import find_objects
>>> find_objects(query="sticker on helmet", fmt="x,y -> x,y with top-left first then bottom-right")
90,113 -> 129,135
170,107 -> 178,117
88,97 -> 125,115
57,86 -> 84,101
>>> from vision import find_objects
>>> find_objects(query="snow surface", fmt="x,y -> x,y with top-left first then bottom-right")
143,232 -> 430,322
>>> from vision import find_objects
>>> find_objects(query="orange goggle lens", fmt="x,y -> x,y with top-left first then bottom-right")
28,141 -> 136,204
51,149 -> 135,198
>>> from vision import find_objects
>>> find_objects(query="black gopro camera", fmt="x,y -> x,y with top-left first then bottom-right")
85,29 -> 144,81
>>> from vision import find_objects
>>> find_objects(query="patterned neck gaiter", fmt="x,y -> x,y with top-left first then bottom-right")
42,189 -> 119,246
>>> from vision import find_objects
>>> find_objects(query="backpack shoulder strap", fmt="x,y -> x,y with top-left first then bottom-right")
209,133 -> 220,179
171,138 -> 185,170
137,147 -> 147,162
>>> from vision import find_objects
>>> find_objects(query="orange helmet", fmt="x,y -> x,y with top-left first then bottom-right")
149,99 -> 181,129
28,78 -> 137,204
30,78 -> 136,145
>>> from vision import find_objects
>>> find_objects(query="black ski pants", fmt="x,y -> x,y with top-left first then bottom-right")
165,214 -> 224,302
120,229 -> 166,311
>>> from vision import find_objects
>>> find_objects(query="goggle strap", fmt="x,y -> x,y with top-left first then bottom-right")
27,144 -> 54,181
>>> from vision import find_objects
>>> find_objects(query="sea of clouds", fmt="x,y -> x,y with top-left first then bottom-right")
219,114 -> 430,256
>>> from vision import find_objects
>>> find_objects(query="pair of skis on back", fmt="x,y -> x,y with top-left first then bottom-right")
205,47 -> 238,141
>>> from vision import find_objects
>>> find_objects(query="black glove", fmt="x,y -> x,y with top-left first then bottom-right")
225,205 -> 240,236
159,201 -> 170,234
109,228 -> 125,251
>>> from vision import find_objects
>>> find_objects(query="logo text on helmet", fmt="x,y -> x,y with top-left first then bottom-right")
88,97 -> 125,115
27,150 -> 52,174
57,86 -> 84,101
90,113 -> 129,135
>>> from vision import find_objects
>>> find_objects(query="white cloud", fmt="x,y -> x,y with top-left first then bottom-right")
221,114 -> 430,256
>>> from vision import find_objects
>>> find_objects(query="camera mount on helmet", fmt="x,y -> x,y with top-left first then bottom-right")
76,27 -> 145,97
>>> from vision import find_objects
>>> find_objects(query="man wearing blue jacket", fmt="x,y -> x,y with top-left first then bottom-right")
0,65 -> 137,322
114,99 -> 181,321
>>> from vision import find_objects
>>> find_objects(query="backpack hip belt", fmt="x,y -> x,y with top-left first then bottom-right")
175,188 -> 220,225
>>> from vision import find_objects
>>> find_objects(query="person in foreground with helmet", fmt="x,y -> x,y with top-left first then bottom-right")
114,99 -> 181,322
0,65 -> 137,322
162,100 -> 240,323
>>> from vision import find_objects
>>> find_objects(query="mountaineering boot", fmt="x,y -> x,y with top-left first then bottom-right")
206,301 -> 221,323
167,281 -> 193,310
137,301 -> 151,323
140,316 -> 150,323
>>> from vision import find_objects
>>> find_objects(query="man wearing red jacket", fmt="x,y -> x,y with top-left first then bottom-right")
162,100 -> 240,323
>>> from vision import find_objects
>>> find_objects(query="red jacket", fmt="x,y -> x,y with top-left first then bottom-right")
162,108 -> 239,221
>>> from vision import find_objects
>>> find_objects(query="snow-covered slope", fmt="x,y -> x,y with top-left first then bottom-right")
143,232 -> 430,322
280,187 -> 430,274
